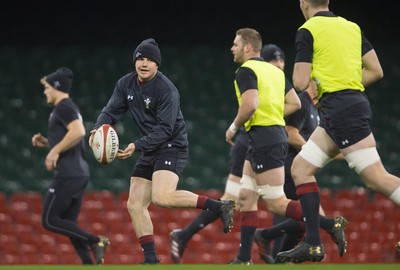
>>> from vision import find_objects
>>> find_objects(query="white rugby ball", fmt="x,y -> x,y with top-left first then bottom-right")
91,124 -> 119,164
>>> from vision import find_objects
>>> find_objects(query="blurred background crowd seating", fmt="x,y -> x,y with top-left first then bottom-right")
0,189 -> 399,264
0,43 -> 400,264
1,43 -> 400,194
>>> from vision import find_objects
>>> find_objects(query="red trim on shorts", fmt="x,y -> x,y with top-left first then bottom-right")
240,211 -> 258,227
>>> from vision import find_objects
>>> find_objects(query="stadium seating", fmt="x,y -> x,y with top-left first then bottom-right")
0,189 -> 399,264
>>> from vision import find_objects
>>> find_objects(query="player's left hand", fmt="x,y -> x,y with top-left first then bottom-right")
225,129 -> 236,146
117,143 -> 135,159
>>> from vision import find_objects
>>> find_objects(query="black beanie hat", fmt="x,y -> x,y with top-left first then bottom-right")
133,38 -> 162,67
41,67 -> 73,93
261,44 -> 285,62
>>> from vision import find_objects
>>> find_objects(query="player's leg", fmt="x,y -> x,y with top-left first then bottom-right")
170,172 -> 241,263
126,176 -> 158,264
230,163 -> 259,265
70,237 -> 93,264
150,149 -> 235,233
270,215 -> 289,258
276,127 -> 342,263
151,169 -> 235,232
221,173 -> 241,203
41,177 -> 107,264
65,187 -> 94,265
341,133 -> 400,204
222,131 -> 249,205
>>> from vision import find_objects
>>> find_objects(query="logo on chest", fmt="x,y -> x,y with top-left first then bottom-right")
144,98 -> 151,109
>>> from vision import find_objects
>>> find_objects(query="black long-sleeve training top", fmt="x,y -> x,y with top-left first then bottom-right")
94,71 -> 188,153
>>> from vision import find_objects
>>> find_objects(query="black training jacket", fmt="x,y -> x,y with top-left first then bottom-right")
94,71 -> 188,153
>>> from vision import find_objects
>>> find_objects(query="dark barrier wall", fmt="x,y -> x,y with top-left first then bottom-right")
1,42 -> 400,193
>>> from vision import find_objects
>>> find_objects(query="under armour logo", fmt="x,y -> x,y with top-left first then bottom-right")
53,81 -> 61,88
167,144 -> 172,147
127,95 -> 134,100
274,51 -> 283,60
257,164 -> 263,169
341,139 -> 349,146
309,246 -> 323,254
136,52 -> 142,58
165,161 -> 171,165
49,188 -> 55,193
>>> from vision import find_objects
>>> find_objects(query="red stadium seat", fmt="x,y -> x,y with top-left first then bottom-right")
10,191 -> 43,213
61,254 -> 81,264
0,254 -> 23,264
0,242 -> 21,256
41,254 -> 60,264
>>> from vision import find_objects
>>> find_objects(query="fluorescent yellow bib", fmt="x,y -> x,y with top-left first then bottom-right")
300,16 -> 364,98
234,60 -> 286,131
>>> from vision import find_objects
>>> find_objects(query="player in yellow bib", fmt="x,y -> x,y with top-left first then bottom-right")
277,0 -> 400,263
227,28 -> 348,264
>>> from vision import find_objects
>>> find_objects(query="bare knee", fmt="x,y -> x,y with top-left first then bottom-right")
238,189 -> 258,211
127,197 -> 143,215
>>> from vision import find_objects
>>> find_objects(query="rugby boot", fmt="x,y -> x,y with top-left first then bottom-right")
170,229 -> 186,264
92,236 -> 110,265
328,216 -> 349,257
219,200 -> 236,233
276,242 -> 324,263
253,228 -> 275,264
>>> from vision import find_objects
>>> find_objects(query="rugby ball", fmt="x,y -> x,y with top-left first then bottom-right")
91,124 -> 119,164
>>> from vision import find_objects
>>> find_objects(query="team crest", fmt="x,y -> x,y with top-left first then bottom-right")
144,98 -> 151,108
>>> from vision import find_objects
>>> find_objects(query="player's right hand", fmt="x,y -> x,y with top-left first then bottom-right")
88,129 -> 96,147
32,133 -> 48,147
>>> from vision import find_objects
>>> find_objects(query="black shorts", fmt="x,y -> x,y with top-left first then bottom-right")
229,132 -> 249,177
320,102 -> 372,149
246,143 -> 288,173
132,147 -> 189,180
